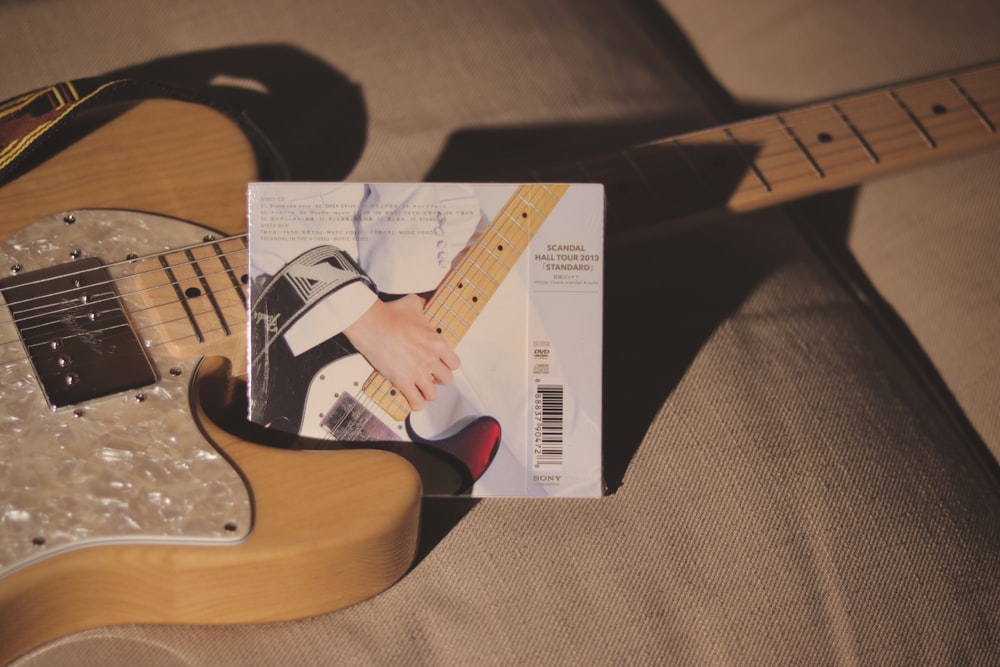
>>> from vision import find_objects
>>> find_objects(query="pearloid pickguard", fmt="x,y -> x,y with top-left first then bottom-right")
0,209 -> 251,579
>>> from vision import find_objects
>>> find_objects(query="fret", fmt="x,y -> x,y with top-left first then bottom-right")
127,237 -> 249,364
777,114 -> 824,178
954,67 -> 1000,133
724,127 -> 772,192
527,62 -> 999,242
364,184 -> 570,419
888,89 -> 936,148
949,77 -> 996,133
184,248 -> 230,336
500,208 -> 531,237
774,104 -> 868,175
478,234 -> 514,271
885,73 -> 1000,162
831,102 -> 880,164
834,92 -> 931,168
722,115 -> 825,197
187,239 -> 250,330
452,256 -> 500,293
672,130 -> 763,200
517,191 -> 544,217
162,249 -> 237,342
427,309 -> 464,342
211,236 -> 250,306
490,224 -> 516,252
432,285 -> 477,336
158,255 -> 203,343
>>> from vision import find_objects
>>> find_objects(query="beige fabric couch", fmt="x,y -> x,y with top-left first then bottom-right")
2,0 -> 998,664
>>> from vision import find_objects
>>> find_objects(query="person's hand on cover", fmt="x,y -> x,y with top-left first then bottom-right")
343,293 -> 460,411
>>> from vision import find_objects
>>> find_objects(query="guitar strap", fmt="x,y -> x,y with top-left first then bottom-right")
249,244 -> 377,369
0,76 -> 287,186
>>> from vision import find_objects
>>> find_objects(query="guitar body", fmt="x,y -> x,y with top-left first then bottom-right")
250,271 -> 502,495
0,99 -> 421,665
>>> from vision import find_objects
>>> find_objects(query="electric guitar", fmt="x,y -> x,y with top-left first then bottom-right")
1,60 -> 998,664
0,93 -> 423,665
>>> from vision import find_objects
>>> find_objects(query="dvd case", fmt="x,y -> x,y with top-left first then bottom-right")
247,182 -> 603,497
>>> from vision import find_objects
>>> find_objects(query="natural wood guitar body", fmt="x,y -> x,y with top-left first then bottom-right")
0,98 -> 422,665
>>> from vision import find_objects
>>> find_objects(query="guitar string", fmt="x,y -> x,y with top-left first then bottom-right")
1,72 -> 998,314
0,187 -> 536,383
1,91 -> 994,360
1,88 -> 998,357
539,89 -> 1000,204
630,69 -> 1000,161
0,241 -> 248,323
598,66 -> 1000,170
1,93 -> 996,340
361,184 -> 549,418
356,204 -> 519,419
331,185 -> 555,443
4,71 -> 998,439
612,89 -> 1000,195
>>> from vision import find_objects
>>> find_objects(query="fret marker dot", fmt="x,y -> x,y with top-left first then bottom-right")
240,274 -> 249,284
931,103 -> 947,115
497,244 -> 504,252
185,287 -> 202,298
472,296 -> 478,303
522,212 -> 528,218
436,327 -> 442,334
817,132 -> 833,143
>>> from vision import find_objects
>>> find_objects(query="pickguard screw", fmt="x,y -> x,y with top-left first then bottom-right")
70,249 -> 82,259
10,263 -> 21,274
126,253 -> 138,262
73,409 -> 84,419
169,367 -> 182,377
135,393 -> 146,403
64,214 -> 76,224
203,235 -> 217,242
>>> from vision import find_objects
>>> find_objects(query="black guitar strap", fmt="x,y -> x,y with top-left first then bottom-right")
249,244 -> 377,369
0,76 -> 287,186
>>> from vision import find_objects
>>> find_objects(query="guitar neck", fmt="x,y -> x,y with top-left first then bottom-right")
536,61 -> 1000,239
364,183 -> 569,420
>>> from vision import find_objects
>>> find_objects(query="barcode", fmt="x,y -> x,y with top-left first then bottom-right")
534,384 -> 564,467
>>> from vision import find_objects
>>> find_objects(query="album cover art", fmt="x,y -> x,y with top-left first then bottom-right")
247,182 -> 603,497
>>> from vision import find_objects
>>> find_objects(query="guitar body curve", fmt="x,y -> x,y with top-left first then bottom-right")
0,98 -> 421,665
261,325 -> 502,495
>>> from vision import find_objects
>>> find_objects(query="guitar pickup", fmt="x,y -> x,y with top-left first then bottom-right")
0,258 -> 156,408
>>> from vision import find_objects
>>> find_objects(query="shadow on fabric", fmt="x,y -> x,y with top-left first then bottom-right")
107,44 -> 368,181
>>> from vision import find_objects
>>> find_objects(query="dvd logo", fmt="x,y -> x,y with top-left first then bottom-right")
534,349 -> 549,358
